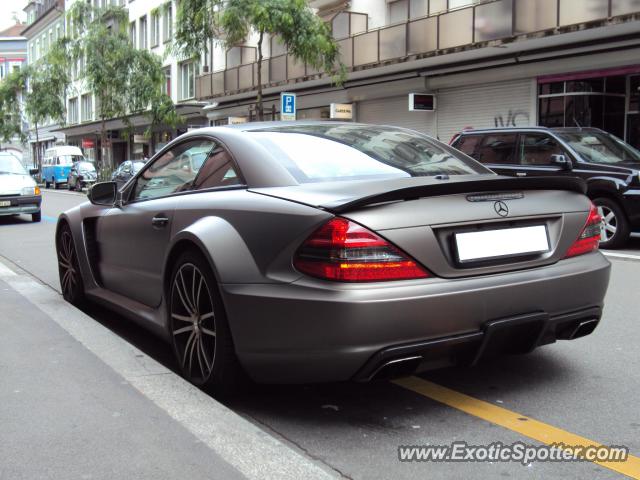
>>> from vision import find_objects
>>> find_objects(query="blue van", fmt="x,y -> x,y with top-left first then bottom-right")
42,146 -> 85,189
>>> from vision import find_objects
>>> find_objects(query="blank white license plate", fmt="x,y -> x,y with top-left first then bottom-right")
0,200 -> 10,207
455,225 -> 549,263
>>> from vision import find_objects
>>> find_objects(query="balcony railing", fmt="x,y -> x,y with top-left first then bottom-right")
196,0 -> 640,100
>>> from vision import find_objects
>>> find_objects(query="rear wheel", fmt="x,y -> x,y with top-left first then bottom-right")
168,250 -> 246,397
57,224 -> 85,305
53,178 -> 58,190
593,197 -> 629,249
45,179 -> 50,188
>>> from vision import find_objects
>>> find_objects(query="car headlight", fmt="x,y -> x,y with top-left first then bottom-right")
21,186 -> 40,196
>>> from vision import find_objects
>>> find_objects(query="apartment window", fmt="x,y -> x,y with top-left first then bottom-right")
49,29 -> 54,48
129,21 -> 136,46
56,24 -> 61,40
151,11 -> 160,47
163,3 -> 172,43
179,61 -> 197,100
162,67 -> 171,96
389,0 -> 409,24
69,98 -> 79,124
0,65 -> 4,79
81,94 -> 92,122
139,15 -> 147,49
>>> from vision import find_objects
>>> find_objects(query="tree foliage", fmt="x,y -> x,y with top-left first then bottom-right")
173,0 -> 345,120
67,2 -> 181,167
0,69 -> 28,143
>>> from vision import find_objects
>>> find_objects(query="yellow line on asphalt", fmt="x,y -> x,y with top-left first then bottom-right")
393,376 -> 640,479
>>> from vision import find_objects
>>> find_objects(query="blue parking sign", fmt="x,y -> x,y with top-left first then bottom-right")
280,92 -> 296,121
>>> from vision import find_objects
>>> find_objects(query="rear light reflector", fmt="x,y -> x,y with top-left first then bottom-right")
294,217 -> 430,282
564,204 -> 602,258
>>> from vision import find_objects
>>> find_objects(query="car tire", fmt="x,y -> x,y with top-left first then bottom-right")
56,223 -> 85,306
168,249 -> 247,398
45,179 -> 50,189
32,211 -> 41,222
593,197 -> 630,249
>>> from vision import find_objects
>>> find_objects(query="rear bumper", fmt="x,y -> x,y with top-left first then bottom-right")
221,252 -> 610,384
0,195 -> 42,216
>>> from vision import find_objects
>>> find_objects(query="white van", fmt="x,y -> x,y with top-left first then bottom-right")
42,146 -> 86,189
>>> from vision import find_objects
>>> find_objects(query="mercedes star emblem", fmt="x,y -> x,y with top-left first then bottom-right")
494,201 -> 509,217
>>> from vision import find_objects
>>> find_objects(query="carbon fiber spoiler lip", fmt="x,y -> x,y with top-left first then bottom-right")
322,176 -> 587,213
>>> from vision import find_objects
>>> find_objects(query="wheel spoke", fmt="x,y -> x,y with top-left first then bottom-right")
191,267 -> 198,313
605,212 -> 615,223
200,327 -> 216,337
172,313 -> 192,323
605,224 -> 617,234
175,271 -> 195,315
198,339 -> 212,373
180,269 -> 196,314
173,325 -> 194,336
188,334 -> 198,375
196,338 -> 206,379
182,331 -> 195,368
199,312 -> 214,321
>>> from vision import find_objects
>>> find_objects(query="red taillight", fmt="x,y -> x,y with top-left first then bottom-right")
564,204 -> 602,259
294,218 -> 430,282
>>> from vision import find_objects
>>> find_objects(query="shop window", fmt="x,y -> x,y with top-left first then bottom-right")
565,95 -> 603,129
538,97 -> 564,128
566,78 -> 603,93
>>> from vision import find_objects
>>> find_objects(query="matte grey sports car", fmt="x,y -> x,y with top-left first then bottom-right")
56,122 -> 611,395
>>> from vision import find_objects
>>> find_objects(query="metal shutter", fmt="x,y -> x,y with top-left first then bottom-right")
357,96 -> 436,136
436,78 -> 535,144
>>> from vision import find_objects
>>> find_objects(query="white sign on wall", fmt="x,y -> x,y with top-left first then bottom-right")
330,103 -> 353,120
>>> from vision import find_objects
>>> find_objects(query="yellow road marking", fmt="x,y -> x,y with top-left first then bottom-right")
393,376 -> 640,479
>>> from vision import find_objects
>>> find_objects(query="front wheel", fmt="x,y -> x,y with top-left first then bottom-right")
57,224 -> 85,305
593,197 -> 630,249
168,250 -> 246,397
32,211 -> 41,222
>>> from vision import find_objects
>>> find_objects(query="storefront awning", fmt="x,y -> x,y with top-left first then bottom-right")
53,103 -> 208,137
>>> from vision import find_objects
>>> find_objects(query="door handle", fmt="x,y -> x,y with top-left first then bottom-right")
516,172 -> 527,177
151,215 -> 170,228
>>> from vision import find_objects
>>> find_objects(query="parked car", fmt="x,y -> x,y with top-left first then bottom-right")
111,160 -> 146,190
57,123 -> 610,395
0,151 -> 42,222
67,161 -> 97,191
451,127 -> 640,248
42,146 -> 86,189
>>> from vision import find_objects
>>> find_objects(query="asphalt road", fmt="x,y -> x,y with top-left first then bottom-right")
1,189 -> 639,479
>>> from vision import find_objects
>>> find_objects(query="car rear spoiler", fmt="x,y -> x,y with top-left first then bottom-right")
322,176 -> 587,213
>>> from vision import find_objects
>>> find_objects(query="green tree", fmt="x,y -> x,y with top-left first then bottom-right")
67,2 -> 180,170
173,0 -> 344,120
23,38 -> 72,172
0,69 -> 28,145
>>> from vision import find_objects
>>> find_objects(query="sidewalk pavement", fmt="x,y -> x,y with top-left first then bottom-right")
0,261 -> 339,480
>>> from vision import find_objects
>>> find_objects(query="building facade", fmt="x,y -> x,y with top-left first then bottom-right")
59,0 -> 207,167
195,0 -> 640,151
0,23 -> 29,163
22,0 -> 67,167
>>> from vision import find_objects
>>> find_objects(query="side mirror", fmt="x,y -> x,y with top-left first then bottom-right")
29,168 -> 39,175
551,154 -> 573,171
88,182 -> 117,206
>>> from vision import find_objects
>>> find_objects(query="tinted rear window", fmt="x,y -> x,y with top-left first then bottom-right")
250,124 -> 491,183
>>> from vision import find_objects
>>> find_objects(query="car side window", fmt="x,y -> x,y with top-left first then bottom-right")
132,139 -> 216,201
455,135 -> 483,160
192,145 -> 242,190
518,134 -> 563,166
475,134 -> 517,164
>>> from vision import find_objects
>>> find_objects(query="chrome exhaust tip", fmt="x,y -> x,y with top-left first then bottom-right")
567,319 -> 599,340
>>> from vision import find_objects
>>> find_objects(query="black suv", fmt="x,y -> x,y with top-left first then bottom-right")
451,127 -> 640,248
